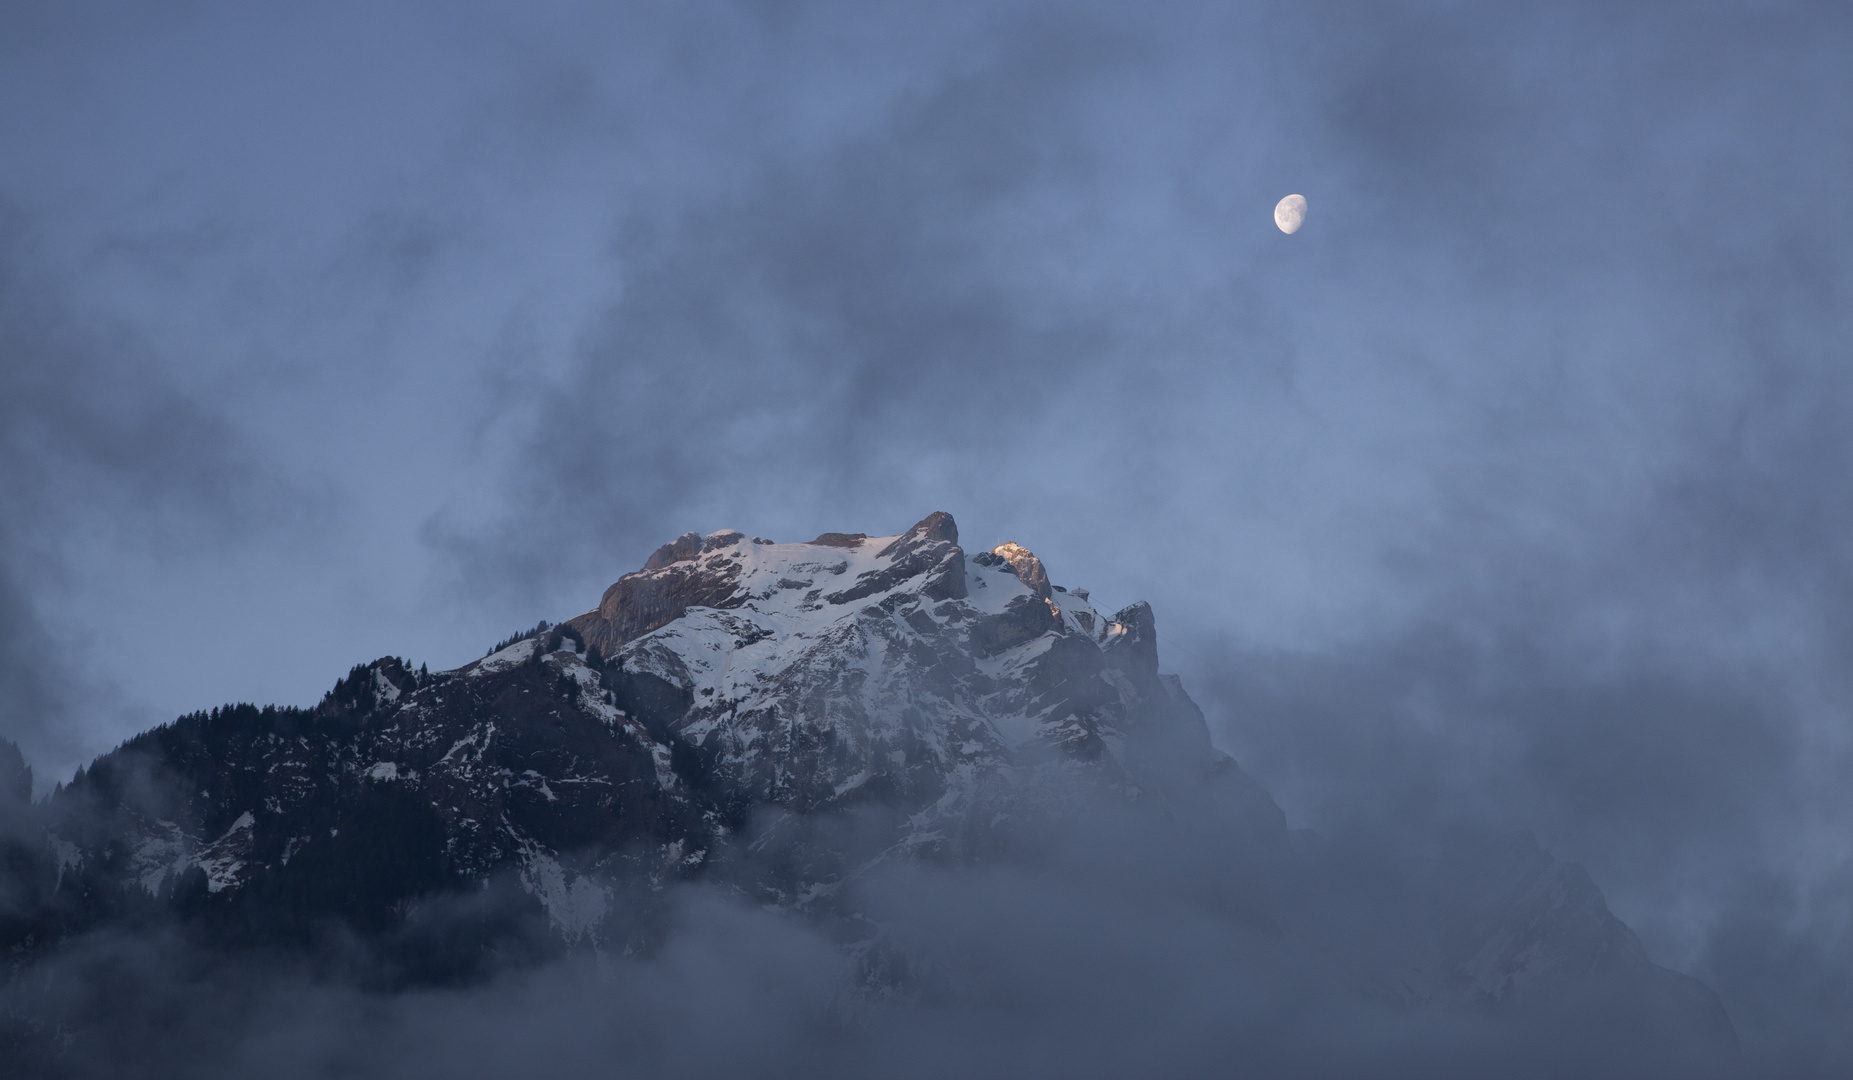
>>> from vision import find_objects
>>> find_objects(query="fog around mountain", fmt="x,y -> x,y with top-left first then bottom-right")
0,518 -> 1747,1076
2,2 -> 1851,1075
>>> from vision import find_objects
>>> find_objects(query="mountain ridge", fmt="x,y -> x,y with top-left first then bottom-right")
0,511 -> 1737,1074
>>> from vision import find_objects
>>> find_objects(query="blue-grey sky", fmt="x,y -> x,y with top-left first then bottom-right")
3,1 -> 1851,1071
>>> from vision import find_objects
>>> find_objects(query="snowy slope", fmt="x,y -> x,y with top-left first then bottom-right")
568,512 -> 1224,831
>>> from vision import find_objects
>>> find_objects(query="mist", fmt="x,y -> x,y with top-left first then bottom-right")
2,783 -> 1738,1080
2,1 -> 1851,1075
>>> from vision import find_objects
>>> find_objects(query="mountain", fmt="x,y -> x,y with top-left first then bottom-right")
3,512 -> 1265,946
0,512 -> 1735,1071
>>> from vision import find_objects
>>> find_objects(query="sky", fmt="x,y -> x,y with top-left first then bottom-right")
1,0 -> 1851,1071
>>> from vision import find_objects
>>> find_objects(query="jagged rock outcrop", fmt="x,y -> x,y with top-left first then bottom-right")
985,541 -> 1050,599
570,513 -> 1234,845
574,529 -> 754,652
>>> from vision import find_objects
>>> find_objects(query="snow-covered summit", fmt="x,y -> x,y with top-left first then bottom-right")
564,512 -> 1227,832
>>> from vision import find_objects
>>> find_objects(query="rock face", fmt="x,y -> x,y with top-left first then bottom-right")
986,541 -> 1050,599
0,511 -> 1735,1060
567,513 -> 1236,841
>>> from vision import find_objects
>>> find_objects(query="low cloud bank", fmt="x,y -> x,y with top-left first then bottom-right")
4,785 -> 1738,1080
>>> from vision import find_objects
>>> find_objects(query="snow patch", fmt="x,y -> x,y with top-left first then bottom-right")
193,811 -> 257,893
518,846 -> 609,945
471,638 -> 539,675
130,821 -> 192,897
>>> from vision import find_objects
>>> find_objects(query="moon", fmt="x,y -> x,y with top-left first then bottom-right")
1274,193 -> 1307,234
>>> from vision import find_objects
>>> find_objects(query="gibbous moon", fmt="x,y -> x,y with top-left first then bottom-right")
1274,193 -> 1307,234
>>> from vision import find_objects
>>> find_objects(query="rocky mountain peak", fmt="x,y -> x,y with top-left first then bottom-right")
986,541 -> 1051,598
557,511 -> 1208,825
880,509 -> 958,549
570,513 -> 972,656
642,528 -> 746,570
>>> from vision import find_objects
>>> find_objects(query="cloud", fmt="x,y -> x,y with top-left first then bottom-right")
1,1 -> 1851,1072
0,204 -> 297,786
420,8 -> 1853,1069
1,792 -> 1739,1080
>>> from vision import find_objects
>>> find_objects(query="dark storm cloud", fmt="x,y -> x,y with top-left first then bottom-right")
446,0 -> 1853,602
1196,623 -> 1853,1073
422,3 -> 1853,1072
432,3 -> 1161,596
1196,10 -> 1853,1067
0,204 -> 298,783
